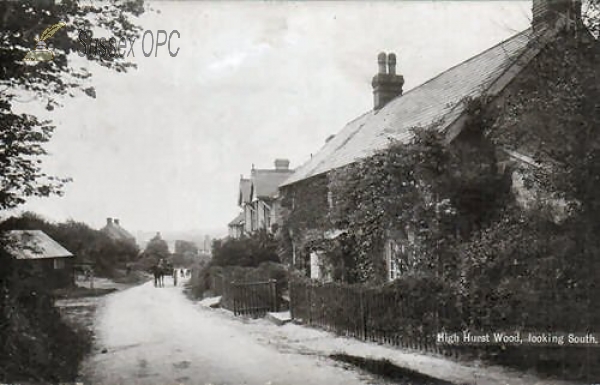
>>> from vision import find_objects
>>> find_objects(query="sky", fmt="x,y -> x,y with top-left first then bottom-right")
12,0 -> 532,236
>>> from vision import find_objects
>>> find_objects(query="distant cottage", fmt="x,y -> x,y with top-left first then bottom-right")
227,212 -> 245,238
101,217 -> 137,245
228,159 -> 293,238
5,230 -> 74,289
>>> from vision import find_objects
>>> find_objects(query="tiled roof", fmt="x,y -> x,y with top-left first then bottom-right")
7,230 -> 73,260
252,169 -> 294,200
281,28 -> 540,187
228,212 -> 245,226
238,178 -> 251,206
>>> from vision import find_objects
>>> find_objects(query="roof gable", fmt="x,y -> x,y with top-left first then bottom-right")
228,212 -> 245,226
281,28 -> 543,187
6,230 -> 73,260
238,178 -> 251,206
101,222 -> 135,242
251,169 -> 294,200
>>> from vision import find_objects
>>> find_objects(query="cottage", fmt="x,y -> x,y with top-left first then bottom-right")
239,159 -> 294,235
5,230 -> 74,289
279,0 -> 595,282
100,217 -> 137,245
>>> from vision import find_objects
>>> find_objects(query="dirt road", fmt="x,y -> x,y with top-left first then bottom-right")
81,277 -> 379,385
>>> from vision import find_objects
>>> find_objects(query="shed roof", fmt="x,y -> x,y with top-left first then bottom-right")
6,230 -> 73,260
281,28 -> 545,187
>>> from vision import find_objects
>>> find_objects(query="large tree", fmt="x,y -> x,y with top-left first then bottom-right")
0,0 -> 144,209
0,2 -> 144,382
143,232 -> 170,261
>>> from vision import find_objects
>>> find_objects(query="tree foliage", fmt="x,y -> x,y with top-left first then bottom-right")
459,29 -> 600,335
0,0 -> 144,210
212,230 -> 280,268
143,232 -> 170,261
328,108 -> 510,283
0,263 -> 90,382
0,212 -> 140,276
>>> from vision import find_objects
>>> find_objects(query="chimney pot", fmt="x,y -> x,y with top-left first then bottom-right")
388,53 -> 397,75
114,219 -> 120,226
274,159 -> 290,170
377,52 -> 387,74
107,217 -> 113,225
372,52 -> 404,110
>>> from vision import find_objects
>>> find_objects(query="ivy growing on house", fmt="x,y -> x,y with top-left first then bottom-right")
278,175 -> 332,271
459,31 -> 600,333
276,96 -> 511,284
327,97 -> 511,283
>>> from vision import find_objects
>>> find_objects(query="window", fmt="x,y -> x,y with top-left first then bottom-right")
387,239 -> 408,281
53,259 -> 65,270
264,206 -> 270,230
251,205 -> 258,231
310,252 -> 321,280
388,241 -> 400,281
389,257 -> 400,281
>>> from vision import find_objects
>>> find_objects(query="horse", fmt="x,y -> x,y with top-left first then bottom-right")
152,264 -> 165,287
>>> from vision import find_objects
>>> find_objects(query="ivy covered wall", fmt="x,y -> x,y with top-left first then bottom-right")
278,174 -> 330,271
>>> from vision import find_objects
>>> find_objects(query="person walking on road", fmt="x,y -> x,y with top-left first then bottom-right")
173,267 -> 178,286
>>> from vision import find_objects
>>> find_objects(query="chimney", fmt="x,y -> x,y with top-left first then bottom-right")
372,52 -> 404,110
274,159 -> 290,170
532,0 -> 582,32
114,218 -> 120,226
106,217 -> 113,226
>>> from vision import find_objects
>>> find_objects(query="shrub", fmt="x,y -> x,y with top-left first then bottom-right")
189,261 -> 288,299
211,230 -> 280,268
0,260 -> 91,382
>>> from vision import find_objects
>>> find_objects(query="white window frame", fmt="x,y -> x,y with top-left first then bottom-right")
310,251 -> 321,280
387,240 -> 407,281
327,190 -> 333,210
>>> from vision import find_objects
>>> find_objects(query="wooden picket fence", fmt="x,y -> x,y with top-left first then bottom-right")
210,274 -> 279,318
289,278 -> 463,355
232,280 -> 279,317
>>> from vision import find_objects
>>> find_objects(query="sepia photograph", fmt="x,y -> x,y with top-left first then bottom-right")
1,0 -> 600,384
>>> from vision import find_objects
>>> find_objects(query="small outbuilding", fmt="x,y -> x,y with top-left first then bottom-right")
5,230 -> 74,289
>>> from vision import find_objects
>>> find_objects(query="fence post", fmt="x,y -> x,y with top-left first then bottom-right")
270,279 -> 278,312
360,289 -> 367,341
307,282 -> 312,324
231,280 -> 236,314
289,280 -> 294,319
